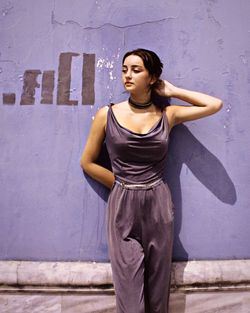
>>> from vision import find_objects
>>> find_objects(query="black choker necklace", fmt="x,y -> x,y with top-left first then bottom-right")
128,97 -> 153,109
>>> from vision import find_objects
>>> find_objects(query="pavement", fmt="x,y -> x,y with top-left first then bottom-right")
0,290 -> 250,313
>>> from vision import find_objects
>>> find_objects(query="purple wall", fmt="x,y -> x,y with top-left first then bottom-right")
0,0 -> 249,261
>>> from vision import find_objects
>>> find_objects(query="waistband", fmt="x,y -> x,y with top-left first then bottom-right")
115,178 -> 163,190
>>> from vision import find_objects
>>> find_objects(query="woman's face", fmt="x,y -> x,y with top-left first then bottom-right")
122,55 -> 155,94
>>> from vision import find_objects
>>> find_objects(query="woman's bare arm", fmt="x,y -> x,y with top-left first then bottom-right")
155,80 -> 223,129
80,106 -> 115,189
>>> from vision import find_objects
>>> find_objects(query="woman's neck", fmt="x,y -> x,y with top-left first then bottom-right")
129,92 -> 151,104
128,97 -> 153,109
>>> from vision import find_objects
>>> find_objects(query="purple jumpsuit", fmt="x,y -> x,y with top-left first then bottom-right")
105,103 -> 174,313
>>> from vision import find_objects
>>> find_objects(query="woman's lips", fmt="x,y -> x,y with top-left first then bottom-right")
125,82 -> 134,85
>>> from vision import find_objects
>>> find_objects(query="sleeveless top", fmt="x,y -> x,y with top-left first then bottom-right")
105,103 -> 170,184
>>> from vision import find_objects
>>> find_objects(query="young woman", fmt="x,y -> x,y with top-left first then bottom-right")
80,48 -> 223,313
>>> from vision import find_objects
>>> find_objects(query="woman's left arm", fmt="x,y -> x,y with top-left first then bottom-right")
155,80 -> 223,128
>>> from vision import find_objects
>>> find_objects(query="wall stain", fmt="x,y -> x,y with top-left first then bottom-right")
2,52 -> 96,105
20,70 -> 42,105
205,0 -> 221,28
82,53 -> 95,105
41,71 -> 55,104
57,52 -> 79,106
2,93 -> 15,104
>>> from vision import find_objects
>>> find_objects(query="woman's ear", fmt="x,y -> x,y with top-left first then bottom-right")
150,77 -> 162,89
150,75 -> 158,86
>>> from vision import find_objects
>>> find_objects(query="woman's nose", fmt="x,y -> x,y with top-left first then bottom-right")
124,70 -> 132,79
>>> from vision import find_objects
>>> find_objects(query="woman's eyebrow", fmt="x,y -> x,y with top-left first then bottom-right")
122,65 -> 143,69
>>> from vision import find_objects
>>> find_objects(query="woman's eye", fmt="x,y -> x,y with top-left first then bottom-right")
121,68 -> 141,73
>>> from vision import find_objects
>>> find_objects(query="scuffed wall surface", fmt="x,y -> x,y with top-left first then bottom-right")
0,0 -> 249,261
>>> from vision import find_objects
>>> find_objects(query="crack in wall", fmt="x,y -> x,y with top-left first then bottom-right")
0,59 -> 17,63
51,12 -> 178,30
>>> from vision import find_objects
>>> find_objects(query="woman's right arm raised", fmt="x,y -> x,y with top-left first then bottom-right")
80,106 -> 115,189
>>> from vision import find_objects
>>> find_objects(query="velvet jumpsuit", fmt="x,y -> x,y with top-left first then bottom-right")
105,103 -> 174,313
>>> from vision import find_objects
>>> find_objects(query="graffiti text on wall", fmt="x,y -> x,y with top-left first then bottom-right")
2,53 -> 95,105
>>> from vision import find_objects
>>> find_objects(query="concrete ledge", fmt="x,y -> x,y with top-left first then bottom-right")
173,259 -> 250,286
0,260 -> 250,290
0,261 -> 112,287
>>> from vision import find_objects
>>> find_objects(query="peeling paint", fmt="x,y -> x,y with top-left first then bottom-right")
216,38 -> 224,50
96,58 -> 114,69
1,4 -> 14,17
109,71 -> 116,81
226,103 -> 232,113
239,52 -> 249,65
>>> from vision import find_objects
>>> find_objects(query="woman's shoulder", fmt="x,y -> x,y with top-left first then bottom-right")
110,101 -> 127,111
98,105 -> 109,114
93,105 -> 109,126
94,101 -> 126,124
97,101 -> 126,112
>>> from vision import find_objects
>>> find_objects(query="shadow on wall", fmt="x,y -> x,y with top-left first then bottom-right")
84,143 -> 112,202
84,123 -> 237,261
166,124 -> 237,261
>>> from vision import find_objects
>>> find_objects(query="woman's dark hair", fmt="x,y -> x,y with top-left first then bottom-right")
122,48 -> 163,83
122,48 -> 170,109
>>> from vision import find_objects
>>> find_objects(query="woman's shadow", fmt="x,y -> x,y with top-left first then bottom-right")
84,123 -> 237,313
166,124 -> 236,313
166,124 -> 237,261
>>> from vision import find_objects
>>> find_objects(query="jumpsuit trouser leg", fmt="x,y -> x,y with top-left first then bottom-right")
107,182 -> 174,313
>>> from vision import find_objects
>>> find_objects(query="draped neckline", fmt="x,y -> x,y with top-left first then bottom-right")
109,104 -> 165,136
